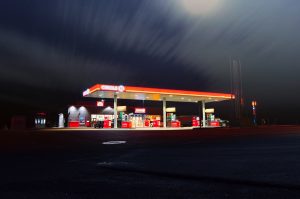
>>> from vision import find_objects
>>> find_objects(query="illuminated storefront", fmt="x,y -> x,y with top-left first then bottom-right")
81,84 -> 233,128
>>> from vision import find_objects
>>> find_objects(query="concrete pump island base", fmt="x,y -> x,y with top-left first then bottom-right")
79,84 -> 233,129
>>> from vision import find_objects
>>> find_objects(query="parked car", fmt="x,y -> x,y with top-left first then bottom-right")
94,121 -> 104,128
219,120 -> 229,127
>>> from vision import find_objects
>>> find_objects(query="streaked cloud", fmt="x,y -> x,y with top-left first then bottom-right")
0,0 -> 300,109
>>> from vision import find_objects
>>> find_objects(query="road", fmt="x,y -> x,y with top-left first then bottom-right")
1,126 -> 300,198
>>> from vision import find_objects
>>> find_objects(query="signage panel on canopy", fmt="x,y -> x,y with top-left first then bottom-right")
166,107 -> 176,112
205,108 -> 215,113
97,101 -> 104,107
117,106 -> 127,112
101,85 -> 125,92
135,108 -> 146,114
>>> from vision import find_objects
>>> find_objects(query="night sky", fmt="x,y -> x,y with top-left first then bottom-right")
0,0 -> 300,123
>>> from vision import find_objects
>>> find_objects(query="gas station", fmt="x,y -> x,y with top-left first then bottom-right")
78,84 -> 233,129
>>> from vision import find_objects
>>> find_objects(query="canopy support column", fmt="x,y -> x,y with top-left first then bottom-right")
163,97 -> 167,128
202,101 -> 206,128
114,92 -> 118,128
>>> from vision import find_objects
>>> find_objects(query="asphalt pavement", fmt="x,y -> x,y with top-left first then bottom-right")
1,126 -> 300,198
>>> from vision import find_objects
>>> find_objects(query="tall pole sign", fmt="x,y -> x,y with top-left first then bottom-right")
252,100 -> 257,126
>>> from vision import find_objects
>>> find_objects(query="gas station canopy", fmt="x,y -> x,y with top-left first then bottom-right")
83,84 -> 233,103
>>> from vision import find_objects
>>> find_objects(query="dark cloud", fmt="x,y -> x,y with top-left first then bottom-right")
0,0 -> 299,121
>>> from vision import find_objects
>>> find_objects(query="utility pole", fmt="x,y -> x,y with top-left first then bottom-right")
230,57 -> 244,126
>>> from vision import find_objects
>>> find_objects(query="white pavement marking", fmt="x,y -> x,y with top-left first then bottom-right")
102,141 -> 127,145
97,162 -> 130,166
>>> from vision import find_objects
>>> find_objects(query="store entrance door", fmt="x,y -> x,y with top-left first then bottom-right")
130,114 -> 145,128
